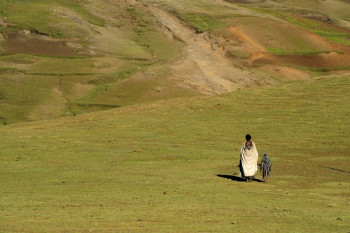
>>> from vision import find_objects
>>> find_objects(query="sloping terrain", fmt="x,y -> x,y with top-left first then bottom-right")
0,0 -> 188,123
1,0 -> 350,124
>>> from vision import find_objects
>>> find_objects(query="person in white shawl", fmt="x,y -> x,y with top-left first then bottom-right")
239,134 -> 259,182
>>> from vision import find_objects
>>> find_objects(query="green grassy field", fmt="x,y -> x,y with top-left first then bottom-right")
1,73 -> 349,232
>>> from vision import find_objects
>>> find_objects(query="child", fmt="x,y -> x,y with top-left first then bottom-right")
260,154 -> 272,182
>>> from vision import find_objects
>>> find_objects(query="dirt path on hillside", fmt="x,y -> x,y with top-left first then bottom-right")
139,2 -> 269,94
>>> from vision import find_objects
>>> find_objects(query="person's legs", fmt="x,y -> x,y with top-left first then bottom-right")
239,160 -> 245,178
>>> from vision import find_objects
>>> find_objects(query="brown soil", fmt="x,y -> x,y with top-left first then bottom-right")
263,52 -> 350,69
229,26 -> 266,52
228,26 -> 350,70
5,32 -> 78,56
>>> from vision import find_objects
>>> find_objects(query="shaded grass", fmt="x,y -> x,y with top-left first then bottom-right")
0,74 -> 349,232
287,64 -> 350,73
309,66 -> 350,72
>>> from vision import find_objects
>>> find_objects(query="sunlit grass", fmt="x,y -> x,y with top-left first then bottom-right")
0,74 -> 349,232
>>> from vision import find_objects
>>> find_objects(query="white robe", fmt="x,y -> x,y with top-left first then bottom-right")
240,142 -> 258,177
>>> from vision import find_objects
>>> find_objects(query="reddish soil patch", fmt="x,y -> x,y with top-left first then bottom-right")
5,33 -> 77,56
228,26 -> 350,69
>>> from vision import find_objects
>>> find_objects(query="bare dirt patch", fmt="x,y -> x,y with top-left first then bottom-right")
5,32 -> 78,56
140,3 -> 270,95
248,51 -> 350,69
228,25 -> 350,69
229,26 -> 266,52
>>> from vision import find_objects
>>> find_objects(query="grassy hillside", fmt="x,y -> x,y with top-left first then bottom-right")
0,73 -> 349,232
1,0 -> 350,124
0,0 -> 187,124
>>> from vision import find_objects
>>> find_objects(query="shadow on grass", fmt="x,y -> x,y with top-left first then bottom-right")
319,166 -> 350,174
217,174 -> 263,183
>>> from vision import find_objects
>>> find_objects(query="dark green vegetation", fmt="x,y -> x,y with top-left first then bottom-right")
1,74 -> 349,232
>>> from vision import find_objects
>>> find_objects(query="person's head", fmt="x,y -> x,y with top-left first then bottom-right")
246,141 -> 252,147
246,134 -> 251,141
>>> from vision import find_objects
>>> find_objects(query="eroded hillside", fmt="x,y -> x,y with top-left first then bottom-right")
0,0 -> 350,124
